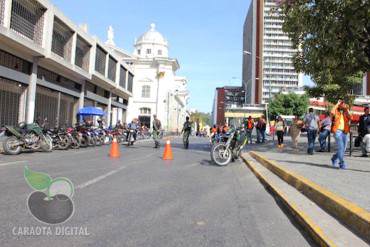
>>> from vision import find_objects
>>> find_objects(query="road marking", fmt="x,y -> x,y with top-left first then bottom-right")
76,166 -> 128,190
0,160 -> 27,167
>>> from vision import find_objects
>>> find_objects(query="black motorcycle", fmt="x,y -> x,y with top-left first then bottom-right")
2,122 -> 53,155
210,128 -> 248,166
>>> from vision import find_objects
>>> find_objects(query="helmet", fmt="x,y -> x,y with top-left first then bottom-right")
18,122 -> 26,129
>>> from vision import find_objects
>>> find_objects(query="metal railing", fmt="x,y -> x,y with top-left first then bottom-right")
51,18 -> 73,60
119,66 -> 127,88
95,46 -> 106,75
0,48 -> 32,74
75,36 -> 90,71
10,0 -> 45,45
108,56 -> 116,82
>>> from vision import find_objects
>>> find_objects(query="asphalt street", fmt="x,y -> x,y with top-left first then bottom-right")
0,137 -> 313,247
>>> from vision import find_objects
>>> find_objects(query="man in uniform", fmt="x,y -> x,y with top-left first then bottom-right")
181,116 -> 192,149
152,114 -> 162,148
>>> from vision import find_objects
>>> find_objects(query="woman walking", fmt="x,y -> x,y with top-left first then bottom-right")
275,116 -> 286,148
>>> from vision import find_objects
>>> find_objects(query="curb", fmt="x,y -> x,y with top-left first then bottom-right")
249,151 -> 370,243
241,155 -> 335,247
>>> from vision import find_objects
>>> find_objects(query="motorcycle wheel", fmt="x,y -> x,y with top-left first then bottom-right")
80,136 -> 88,147
40,135 -> 53,152
88,136 -> 96,146
70,136 -> 80,149
211,143 -> 232,166
58,136 -> 71,150
3,136 -> 22,155
95,136 -> 103,146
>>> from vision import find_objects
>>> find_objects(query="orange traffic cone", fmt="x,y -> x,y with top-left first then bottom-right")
162,140 -> 173,160
109,137 -> 121,158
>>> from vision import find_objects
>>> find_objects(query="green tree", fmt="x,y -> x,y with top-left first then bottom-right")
269,93 -> 309,118
190,112 -> 211,126
276,0 -> 370,103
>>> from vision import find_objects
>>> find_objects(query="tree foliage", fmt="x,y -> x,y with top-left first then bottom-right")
276,0 -> 370,103
190,112 -> 211,126
269,93 -> 309,118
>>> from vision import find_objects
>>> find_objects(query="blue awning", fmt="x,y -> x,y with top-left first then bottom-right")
78,107 -> 105,116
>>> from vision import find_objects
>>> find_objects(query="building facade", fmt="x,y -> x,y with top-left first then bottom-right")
108,24 -> 189,131
243,0 -> 303,104
0,0 -> 133,128
212,86 -> 265,127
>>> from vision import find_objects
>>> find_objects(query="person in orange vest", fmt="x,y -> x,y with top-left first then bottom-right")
244,116 -> 254,144
331,100 -> 351,169
222,122 -> 229,134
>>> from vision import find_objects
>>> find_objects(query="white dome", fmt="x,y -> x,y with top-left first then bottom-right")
134,24 -> 169,58
136,24 -> 168,46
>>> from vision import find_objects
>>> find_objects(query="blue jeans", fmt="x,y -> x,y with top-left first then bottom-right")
319,129 -> 330,151
307,129 -> 317,154
256,129 -> 265,143
246,130 -> 253,144
332,130 -> 348,167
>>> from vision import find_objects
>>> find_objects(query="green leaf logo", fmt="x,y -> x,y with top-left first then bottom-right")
24,166 -> 52,191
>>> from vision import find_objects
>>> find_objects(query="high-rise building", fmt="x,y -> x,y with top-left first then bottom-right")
242,0 -> 303,104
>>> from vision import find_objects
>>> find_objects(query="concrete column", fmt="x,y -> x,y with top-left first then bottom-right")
70,33 -> 77,65
106,92 -> 112,128
3,0 -> 12,28
79,80 -> 85,110
18,87 -> 27,123
42,8 -> 54,52
115,63 -> 120,86
89,44 -> 97,74
26,58 -> 39,124
104,54 -> 109,78
56,92 -> 61,128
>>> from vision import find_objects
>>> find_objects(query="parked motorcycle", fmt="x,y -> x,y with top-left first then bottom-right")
46,128 -> 71,150
210,128 -> 248,166
2,122 -> 53,155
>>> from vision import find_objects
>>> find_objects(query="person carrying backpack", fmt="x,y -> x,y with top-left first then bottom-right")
181,116 -> 192,149
244,116 -> 254,144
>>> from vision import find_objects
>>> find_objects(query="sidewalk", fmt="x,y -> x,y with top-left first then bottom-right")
245,137 -> 370,212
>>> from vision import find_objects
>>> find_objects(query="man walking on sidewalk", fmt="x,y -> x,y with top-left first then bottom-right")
318,112 -> 332,152
331,100 -> 351,169
304,108 -> 320,155
358,106 -> 370,157
244,116 -> 254,144
152,114 -> 162,148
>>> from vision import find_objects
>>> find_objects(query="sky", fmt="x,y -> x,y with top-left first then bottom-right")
52,0 -> 312,113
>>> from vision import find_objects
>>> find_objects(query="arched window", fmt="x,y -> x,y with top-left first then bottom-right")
142,85 -> 150,98
140,107 -> 151,115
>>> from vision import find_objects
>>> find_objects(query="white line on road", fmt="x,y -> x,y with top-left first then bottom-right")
0,160 -> 27,167
76,166 -> 128,190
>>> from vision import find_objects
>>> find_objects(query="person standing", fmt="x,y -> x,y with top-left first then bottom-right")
244,116 -> 254,144
331,100 -> 351,169
256,116 -> 267,143
181,116 -> 192,149
304,108 -> 320,155
289,116 -> 304,149
275,116 -> 286,148
318,112 -> 332,152
152,114 -> 162,148
358,106 -> 370,157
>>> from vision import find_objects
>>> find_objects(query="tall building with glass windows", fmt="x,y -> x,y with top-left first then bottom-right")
242,0 -> 303,104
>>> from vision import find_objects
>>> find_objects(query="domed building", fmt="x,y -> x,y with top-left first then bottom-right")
107,24 -> 189,131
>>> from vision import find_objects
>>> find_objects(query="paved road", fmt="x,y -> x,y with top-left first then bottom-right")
0,137 -> 313,247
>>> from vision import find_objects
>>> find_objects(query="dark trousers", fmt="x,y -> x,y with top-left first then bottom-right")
307,129 -> 318,154
277,131 -> 284,145
319,129 -> 330,151
246,129 -> 253,144
183,131 -> 190,149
